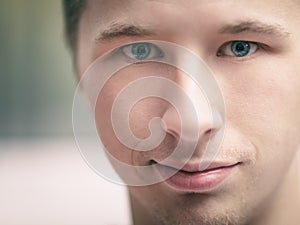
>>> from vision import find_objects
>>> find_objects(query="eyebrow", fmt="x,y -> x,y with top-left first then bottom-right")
95,22 -> 156,41
95,20 -> 290,41
218,20 -> 290,37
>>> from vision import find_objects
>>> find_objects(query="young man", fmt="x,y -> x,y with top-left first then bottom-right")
63,0 -> 300,224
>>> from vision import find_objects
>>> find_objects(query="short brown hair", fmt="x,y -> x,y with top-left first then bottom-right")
62,0 -> 86,49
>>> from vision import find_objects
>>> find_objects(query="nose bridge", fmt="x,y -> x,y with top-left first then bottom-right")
178,74 -> 212,124
162,70 -> 222,143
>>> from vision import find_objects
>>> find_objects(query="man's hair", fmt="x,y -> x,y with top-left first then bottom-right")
62,0 -> 86,50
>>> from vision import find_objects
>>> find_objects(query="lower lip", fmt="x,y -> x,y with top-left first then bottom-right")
156,164 -> 239,192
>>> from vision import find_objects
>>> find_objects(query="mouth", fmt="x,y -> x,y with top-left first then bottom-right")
153,160 -> 241,193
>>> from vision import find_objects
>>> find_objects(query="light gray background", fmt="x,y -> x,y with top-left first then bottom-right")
0,1 -> 131,224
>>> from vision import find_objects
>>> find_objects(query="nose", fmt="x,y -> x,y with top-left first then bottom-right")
161,74 -> 223,146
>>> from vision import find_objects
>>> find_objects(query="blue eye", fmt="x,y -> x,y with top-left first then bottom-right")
218,41 -> 258,58
131,43 -> 151,60
121,42 -> 163,61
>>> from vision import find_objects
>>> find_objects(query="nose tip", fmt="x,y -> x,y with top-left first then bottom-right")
162,102 -> 223,144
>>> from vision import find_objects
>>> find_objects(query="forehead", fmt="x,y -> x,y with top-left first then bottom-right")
79,0 -> 297,46
84,0 -> 296,19
81,0 -> 297,36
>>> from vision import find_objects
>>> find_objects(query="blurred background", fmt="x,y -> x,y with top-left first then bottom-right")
0,0 -> 131,224
0,0 -> 74,138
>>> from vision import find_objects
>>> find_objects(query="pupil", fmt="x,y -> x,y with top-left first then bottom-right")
132,43 -> 151,60
231,41 -> 250,57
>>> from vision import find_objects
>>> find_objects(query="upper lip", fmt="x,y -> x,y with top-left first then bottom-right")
154,160 -> 240,173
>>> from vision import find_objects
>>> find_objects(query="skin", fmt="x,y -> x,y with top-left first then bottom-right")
75,0 -> 300,224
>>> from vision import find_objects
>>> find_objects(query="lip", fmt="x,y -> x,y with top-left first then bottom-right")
155,161 -> 240,192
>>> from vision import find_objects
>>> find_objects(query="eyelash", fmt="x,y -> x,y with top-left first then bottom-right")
217,41 -> 263,58
120,42 -> 163,61
119,41 -> 265,61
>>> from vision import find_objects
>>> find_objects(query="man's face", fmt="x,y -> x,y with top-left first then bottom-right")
76,0 -> 300,224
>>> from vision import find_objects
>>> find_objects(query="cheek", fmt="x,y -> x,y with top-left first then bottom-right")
95,90 -> 134,165
93,71 -> 141,165
222,57 -> 300,168
93,66 -> 174,165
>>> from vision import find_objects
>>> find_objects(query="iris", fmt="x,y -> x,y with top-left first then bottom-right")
131,43 -> 152,60
231,41 -> 251,57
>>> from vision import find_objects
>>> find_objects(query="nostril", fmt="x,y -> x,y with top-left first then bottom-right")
204,128 -> 213,136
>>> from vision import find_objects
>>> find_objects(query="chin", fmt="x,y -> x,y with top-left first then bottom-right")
134,186 -> 250,225
151,205 -> 244,225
